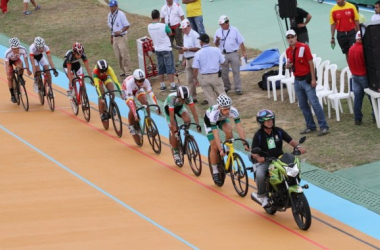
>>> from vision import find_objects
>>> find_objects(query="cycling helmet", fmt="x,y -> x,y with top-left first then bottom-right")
133,69 -> 145,81
97,59 -> 108,73
177,86 -> 190,99
34,37 -> 45,49
9,37 -> 20,48
72,42 -> 84,55
216,94 -> 232,108
256,109 -> 275,129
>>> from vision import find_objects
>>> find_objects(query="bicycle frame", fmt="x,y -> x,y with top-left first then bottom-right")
136,104 -> 160,134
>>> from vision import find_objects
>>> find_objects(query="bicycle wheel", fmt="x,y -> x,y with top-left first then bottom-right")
13,76 -> 20,105
101,98 -> 109,130
37,76 -> 44,105
80,88 -> 91,122
145,117 -> 161,155
172,133 -> 184,167
230,153 -> 249,197
110,101 -> 123,137
207,146 -> 226,187
185,135 -> 202,176
132,120 -> 143,147
18,77 -> 29,111
46,83 -> 55,111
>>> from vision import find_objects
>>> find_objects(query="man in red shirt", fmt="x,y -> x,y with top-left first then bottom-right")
285,29 -> 329,136
348,31 -> 374,125
330,0 -> 359,62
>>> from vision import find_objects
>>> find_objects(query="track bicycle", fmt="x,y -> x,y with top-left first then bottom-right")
101,90 -> 123,138
12,67 -> 29,111
172,123 -> 202,176
207,138 -> 250,197
70,75 -> 94,122
35,68 -> 57,111
132,104 -> 162,155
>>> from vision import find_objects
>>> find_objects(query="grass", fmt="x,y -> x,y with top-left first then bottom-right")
1,0 -> 379,171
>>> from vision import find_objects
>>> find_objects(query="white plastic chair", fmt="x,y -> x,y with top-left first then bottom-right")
327,67 -> 353,121
316,60 -> 330,92
267,52 -> 288,101
316,64 -> 338,109
280,72 -> 295,103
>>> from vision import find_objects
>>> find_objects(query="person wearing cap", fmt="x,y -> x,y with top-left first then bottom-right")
192,33 -> 226,106
180,19 -> 201,102
107,0 -> 131,77
372,1 -> 380,22
348,31 -> 375,125
285,29 -> 329,136
182,0 -> 205,35
148,9 -> 177,92
290,0 -> 312,44
160,0 -> 185,67
214,15 -> 246,95
330,0 -> 359,62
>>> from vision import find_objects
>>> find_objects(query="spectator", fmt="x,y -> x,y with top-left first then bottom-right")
290,0 -> 312,44
182,0 -> 205,35
107,0 -> 131,77
285,29 -> 329,136
348,31 -> 374,125
214,15 -> 246,95
160,0 -> 185,66
192,33 -> 226,105
353,3 -> 366,23
372,1 -> 380,22
1,0 -> 9,14
148,9 -> 177,91
330,0 -> 359,62
180,19 -> 201,103
22,0 -> 40,15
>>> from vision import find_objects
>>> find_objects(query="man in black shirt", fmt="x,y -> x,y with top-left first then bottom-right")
290,0 -> 312,44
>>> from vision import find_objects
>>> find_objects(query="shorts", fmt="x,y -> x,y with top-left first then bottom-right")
164,105 -> 187,124
33,56 -> 49,67
95,76 -> 113,97
203,114 -> 230,141
337,29 -> 356,54
64,64 -> 83,76
156,50 -> 175,75
6,59 -> 22,75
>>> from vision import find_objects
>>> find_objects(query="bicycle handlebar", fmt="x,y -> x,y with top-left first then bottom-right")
103,90 -> 121,97
72,75 -> 94,86
222,138 -> 249,147
35,68 -> 57,74
178,122 -> 201,132
136,104 -> 161,113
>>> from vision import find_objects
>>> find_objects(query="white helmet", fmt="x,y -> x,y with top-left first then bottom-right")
34,37 -> 45,49
177,86 -> 190,99
9,37 -> 20,48
217,94 -> 232,108
133,69 -> 145,81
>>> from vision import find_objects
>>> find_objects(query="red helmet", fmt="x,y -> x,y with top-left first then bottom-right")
72,42 -> 84,55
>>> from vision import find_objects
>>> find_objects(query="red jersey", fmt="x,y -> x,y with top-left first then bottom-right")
330,2 -> 358,32
348,42 -> 366,76
286,42 -> 313,77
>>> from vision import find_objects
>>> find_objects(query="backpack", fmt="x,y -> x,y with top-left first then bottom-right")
258,70 -> 284,90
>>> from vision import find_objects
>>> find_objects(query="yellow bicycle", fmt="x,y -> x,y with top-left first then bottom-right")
207,138 -> 249,197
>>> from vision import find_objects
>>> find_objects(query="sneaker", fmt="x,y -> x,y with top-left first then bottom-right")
355,120 -> 362,125
35,5 -> 41,10
201,100 -> 208,105
100,113 -> 109,121
11,96 -> 17,103
128,125 -> 136,135
193,98 -> 198,103
225,87 -> 231,93
212,173 -> 223,186
236,90 -> 243,95
174,153 -> 181,165
300,128 -> 316,134
260,196 -> 269,208
318,128 -> 329,136
23,11 -> 32,15
33,82 -> 39,93
170,85 -> 178,92
160,85 -> 167,91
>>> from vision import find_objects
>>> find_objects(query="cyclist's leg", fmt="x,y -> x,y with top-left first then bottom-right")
96,81 -> 106,116
221,120 -> 232,151
136,91 -> 149,116
179,107 -> 191,124
39,56 -> 50,85
6,62 -> 16,101
164,105 -> 178,152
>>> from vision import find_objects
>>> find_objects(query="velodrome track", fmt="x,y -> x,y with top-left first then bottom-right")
1,57 -> 380,249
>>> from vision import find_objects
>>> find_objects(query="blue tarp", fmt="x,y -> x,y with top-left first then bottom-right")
240,48 -> 281,71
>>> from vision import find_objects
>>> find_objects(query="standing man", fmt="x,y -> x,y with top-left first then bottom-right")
160,0 -> 185,66
285,30 -> 329,136
182,0 -> 205,35
148,9 -> 177,92
290,0 -> 312,44
180,19 -> 201,103
330,0 -> 359,62
372,1 -> 380,22
214,15 -> 246,95
22,0 -> 40,15
192,33 -> 226,106
348,31 -> 374,125
107,0 -> 131,77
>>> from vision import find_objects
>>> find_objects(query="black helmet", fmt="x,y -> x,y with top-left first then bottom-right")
256,109 -> 275,129
177,86 -> 190,99
97,59 -> 108,73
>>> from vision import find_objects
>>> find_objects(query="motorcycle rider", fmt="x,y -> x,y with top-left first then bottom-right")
250,109 -> 306,207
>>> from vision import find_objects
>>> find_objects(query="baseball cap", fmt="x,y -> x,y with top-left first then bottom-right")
109,0 -> 118,7
218,15 -> 229,24
180,19 -> 190,29
355,31 -> 362,40
198,33 -> 210,43
286,29 -> 296,37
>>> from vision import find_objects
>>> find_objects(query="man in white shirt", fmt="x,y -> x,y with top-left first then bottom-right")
214,15 -> 247,95
160,0 -> 185,66
180,19 -> 201,102
148,9 -> 177,91
107,0 -> 131,77
372,1 -> 380,22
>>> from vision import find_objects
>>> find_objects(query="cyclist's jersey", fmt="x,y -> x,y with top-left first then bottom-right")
93,65 -> 121,90
204,105 -> 240,129
29,43 -> 50,61
63,50 -> 88,68
164,92 -> 194,110
122,75 -> 153,99
4,46 -> 28,63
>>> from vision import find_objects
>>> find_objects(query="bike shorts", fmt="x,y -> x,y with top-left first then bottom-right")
203,114 -> 230,141
164,105 -> 187,125
64,65 -> 83,77
6,59 -> 22,75
33,55 -> 49,67
95,76 -> 114,98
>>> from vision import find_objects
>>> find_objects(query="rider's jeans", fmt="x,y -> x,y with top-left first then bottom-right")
352,74 -> 373,121
255,162 -> 270,197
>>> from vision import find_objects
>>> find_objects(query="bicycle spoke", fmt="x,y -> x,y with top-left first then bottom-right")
186,136 -> 202,176
19,84 -> 29,111
46,84 -> 55,111
146,117 -> 161,155
230,153 -> 249,197
110,102 -> 123,137
132,120 -> 143,147
81,89 -> 91,122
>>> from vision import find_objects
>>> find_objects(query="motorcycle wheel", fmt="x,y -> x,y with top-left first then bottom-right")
264,206 -> 277,215
290,193 -> 312,231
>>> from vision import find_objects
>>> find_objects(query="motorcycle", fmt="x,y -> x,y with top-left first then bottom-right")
250,136 -> 312,231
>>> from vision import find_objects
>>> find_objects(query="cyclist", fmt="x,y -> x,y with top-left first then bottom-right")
204,94 -> 249,185
63,42 -> 92,98
250,109 -> 306,207
93,59 -> 122,121
122,69 -> 161,135
29,37 -> 58,93
4,37 -> 32,103
164,86 -> 201,165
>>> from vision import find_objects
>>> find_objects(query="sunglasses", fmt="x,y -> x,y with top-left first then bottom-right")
136,79 -> 145,83
287,36 -> 295,39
